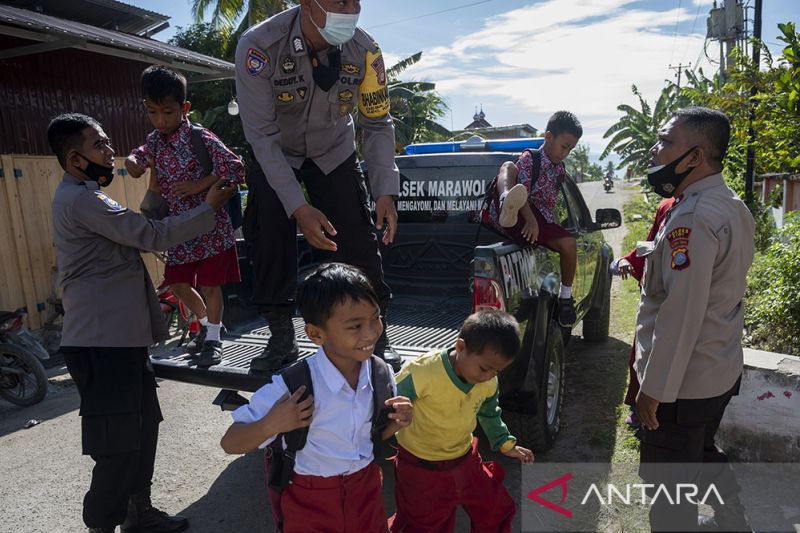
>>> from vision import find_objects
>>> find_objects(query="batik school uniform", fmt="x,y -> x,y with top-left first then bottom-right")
390,349 -> 516,533
231,347 -> 396,533
485,148 -> 572,248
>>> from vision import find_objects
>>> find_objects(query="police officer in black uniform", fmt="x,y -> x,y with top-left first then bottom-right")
235,0 -> 402,372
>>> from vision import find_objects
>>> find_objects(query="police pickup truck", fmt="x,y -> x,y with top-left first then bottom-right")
151,137 -> 621,451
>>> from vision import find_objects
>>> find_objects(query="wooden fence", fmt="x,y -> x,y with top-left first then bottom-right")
0,155 -> 163,329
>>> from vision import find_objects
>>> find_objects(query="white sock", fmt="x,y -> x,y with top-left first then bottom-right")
206,323 -> 221,342
559,284 -> 572,299
199,316 -> 210,327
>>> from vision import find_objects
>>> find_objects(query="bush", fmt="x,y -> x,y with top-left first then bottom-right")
744,212 -> 800,355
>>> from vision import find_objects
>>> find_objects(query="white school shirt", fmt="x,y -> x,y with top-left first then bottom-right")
231,347 -> 397,476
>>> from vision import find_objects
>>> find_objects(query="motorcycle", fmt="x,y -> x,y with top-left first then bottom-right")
0,309 -> 49,406
603,178 -> 614,193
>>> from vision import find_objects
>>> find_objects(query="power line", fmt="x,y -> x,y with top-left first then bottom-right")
669,0 -> 684,66
679,2 -> 704,63
366,0 -> 497,30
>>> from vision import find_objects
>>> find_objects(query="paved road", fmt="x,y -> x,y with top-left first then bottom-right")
0,180 -> 635,533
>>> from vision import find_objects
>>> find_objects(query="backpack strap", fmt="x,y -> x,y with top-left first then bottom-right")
189,124 -> 214,177
475,148 -> 542,245
369,355 -> 394,459
267,358 -> 313,494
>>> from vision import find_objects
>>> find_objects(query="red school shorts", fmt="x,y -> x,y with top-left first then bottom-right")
389,437 -> 515,533
163,245 -> 241,287
486,184 -> 572,250
278,462 -> 389,533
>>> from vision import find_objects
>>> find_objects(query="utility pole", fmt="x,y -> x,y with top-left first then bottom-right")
707,1 -> 744,86
744,0 -> 762,204
669,63 -> 691,88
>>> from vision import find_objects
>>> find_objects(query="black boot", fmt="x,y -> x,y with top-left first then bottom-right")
375,329 -> 402,372
120,489 -> 188,533
249,311 -> 299,374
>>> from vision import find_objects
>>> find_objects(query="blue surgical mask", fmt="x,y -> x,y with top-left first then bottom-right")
311,0 -> 359,46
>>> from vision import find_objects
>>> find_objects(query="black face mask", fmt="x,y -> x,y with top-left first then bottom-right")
77,153 -> 115,187
647,146 -> 696,198
308,47 -> 341,92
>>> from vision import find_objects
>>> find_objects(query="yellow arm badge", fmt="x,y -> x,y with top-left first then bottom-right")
359,49 -> 390,118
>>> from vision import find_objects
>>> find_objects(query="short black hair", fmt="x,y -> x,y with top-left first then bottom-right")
459,310 -> 521,360
546,110 -> 583,139
141,65 -> 187,105
47,113 -> 101,166
672,107 -> 730,164
297,263 -> 380,327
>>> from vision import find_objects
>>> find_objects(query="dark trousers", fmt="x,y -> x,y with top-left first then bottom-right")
243,153 -> 391,315
63,347 -> 163,528
638,377 -> 742,532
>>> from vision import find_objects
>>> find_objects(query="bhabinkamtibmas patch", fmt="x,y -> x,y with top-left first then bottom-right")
359,49 -> 390,118
246,48 -> 269,76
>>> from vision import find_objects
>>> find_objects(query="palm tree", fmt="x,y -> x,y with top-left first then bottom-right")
383,52 -> 451,149
190,0 -> 292,36
600,83 -> 686,176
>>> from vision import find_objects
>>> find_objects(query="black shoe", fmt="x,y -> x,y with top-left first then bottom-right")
375,332 -> 402,372
250,312 -> 299,374
185,325 -> 207,354
121,490 -> 188,533
88,528 -> 115,533
196,340 -> 222,367
557,297 -> 576,327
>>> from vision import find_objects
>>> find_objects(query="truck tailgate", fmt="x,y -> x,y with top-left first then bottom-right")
150,296 -> 469,392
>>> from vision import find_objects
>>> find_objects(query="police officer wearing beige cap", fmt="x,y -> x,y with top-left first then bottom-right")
635,107 -> 754,532
235,0 -> 401,374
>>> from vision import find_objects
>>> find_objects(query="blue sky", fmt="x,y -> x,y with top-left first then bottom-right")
130,0 -> 798,162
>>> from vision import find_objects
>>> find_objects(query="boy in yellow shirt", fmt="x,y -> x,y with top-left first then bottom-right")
389,310 -> 534,533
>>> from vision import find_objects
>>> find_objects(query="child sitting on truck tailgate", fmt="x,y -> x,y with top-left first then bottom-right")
484,110 -> 583,326
126,65 -> 245,367
220,263 -> 412,533
389,310 -> 534,533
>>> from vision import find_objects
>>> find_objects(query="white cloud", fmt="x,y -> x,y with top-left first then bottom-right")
388,0 -> 714,156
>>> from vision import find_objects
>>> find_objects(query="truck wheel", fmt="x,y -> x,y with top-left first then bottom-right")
583,275 -> 610,342
504,320 -> 565,451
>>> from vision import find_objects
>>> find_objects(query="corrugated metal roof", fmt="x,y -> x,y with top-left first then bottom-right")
1,0 -> 170,36
0,3 -> 233,80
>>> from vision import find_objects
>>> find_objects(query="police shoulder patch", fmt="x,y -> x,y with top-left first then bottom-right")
671,247 -> 690,270
245,48 -> 269,76
95,192 -> 124,211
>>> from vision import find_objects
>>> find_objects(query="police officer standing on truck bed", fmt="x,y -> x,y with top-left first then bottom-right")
48,113 -> 234,533
236,0 -> 401,373
635,107 -> 754,532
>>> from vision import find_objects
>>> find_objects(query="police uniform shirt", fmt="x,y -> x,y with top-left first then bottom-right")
235,6 -> 400,218
52,173 -> 215,347
634,173 -> 755,403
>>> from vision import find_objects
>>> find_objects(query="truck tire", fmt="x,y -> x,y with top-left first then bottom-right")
583,275 -> 611,342
504,320 -> 565,451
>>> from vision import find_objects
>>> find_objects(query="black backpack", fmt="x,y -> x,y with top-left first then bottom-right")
266,355 -> 395,494
188,124 -> 243,230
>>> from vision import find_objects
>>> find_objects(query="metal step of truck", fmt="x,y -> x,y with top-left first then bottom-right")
150,298 -> 469,393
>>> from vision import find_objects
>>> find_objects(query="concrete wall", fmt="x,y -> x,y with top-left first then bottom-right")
717,349 -> 800,462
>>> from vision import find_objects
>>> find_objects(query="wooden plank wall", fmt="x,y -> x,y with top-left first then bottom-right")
0,155 -> 163,329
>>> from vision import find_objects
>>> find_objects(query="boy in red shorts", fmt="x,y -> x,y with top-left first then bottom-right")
485,111 -> 582,326
390,310 -> 534,533
126,65 -> 245,366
